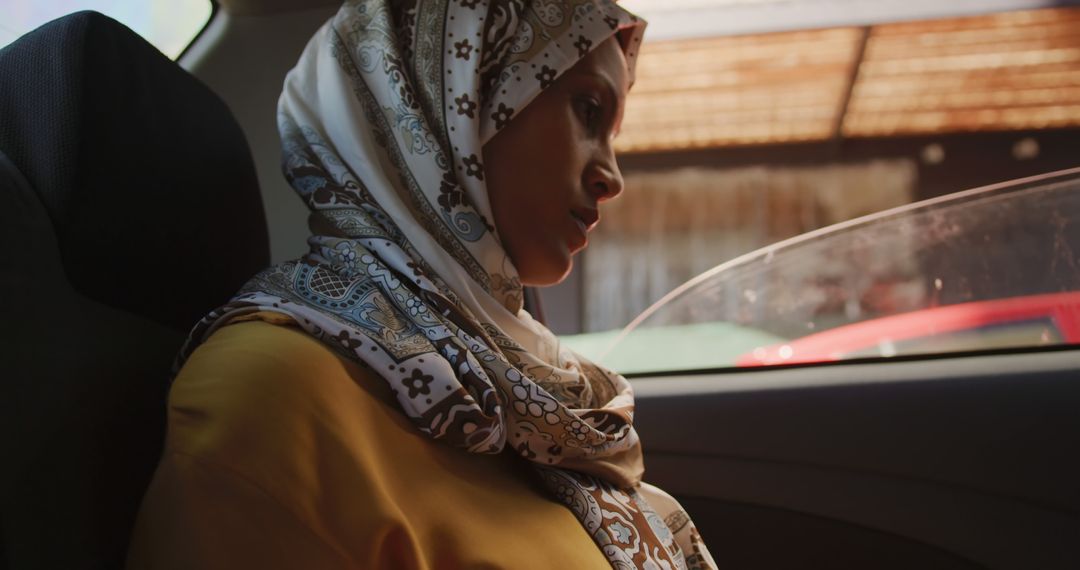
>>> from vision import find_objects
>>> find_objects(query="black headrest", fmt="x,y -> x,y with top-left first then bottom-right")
0,10 -> 269,332
0,12 -> 271,569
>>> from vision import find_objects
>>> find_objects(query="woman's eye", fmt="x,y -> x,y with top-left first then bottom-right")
577,97 -> 602,133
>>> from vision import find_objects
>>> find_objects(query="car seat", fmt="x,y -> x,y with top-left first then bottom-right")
0,11 -> 270,569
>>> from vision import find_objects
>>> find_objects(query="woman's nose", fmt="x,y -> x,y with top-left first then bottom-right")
587,155 -> 624,202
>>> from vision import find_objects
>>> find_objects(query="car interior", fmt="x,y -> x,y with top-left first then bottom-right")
2,1 -> 1078,569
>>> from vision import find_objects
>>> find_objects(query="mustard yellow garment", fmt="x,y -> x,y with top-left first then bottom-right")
127,319 -> 609,569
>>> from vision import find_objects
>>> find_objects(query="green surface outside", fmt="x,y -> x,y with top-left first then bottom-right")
559,322 -> 787,374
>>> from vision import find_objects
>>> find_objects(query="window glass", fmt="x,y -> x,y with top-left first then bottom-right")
563,169 -> 1080,373
1,1 -> 212,59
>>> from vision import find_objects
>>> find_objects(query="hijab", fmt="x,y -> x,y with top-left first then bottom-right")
180,1 -> 715,567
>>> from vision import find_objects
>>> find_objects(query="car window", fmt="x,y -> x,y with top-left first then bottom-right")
1,1 -> 213,59
540,5 -> 1080,355
563,168 -> 1080,373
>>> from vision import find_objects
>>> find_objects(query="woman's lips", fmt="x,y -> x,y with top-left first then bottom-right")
569,209 -> 596,249
571,208 -> 599,231
570,215 -> 588,248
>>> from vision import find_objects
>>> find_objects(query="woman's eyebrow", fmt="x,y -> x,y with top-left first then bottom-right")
585,71 -> 621,105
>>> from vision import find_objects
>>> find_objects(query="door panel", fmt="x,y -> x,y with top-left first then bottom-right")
678,497 -> 984,569
632,350 -> 1080,569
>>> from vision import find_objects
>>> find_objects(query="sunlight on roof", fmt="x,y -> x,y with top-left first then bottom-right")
617,7 -> 1080,152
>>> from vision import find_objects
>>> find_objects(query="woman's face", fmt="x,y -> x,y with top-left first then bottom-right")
484,37 -> 629,286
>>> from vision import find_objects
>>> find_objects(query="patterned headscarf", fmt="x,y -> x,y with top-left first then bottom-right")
180,1 -> 714,567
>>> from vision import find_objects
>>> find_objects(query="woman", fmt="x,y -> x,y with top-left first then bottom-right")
128,1 -> 715,568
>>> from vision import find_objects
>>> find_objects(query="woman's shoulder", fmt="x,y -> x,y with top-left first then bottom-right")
172,317 -> 379,406
138,321 -> 613,570
164,318 -> 406,464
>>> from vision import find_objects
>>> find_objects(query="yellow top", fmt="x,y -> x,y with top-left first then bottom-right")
127,319 -> 609,569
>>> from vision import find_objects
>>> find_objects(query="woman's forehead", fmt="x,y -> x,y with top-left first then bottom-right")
565,37 -> 631,92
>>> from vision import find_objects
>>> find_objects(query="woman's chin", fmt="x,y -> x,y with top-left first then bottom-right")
518,255 -> 574,287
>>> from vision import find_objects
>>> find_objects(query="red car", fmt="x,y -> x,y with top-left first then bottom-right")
738,291 -> 1080,366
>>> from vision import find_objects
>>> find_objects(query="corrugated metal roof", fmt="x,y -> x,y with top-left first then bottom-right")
619,28 -> 861,150
616,7 -> 1080,152
844,9 -> 1080,136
